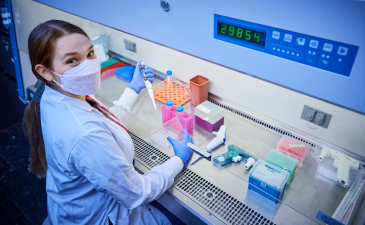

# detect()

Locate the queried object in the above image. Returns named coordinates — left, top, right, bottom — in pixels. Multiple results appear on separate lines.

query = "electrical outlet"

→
left=301, top=105, right=332, bottom=128
left=306, top=108, right=317, bottom=121
left=123, top=39, right=136, bottom=53
left=314, top=112, right=326, bottom=125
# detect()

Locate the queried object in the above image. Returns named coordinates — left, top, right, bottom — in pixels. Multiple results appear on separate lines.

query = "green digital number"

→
left=254, top=32, right=260, bottom=42
left=245, top=30, right=251, bottom=40
left=221, top=24, right=227, bottom=34
left=237, top=28, right=243, bottom=38
left=229, top=26, right=235, bottom=36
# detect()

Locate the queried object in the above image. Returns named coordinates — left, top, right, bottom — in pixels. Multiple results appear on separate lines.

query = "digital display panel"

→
left=218, top=22, right=266, bottom=47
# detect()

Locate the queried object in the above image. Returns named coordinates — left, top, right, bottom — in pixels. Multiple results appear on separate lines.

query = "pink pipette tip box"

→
left=276, top=136, right=310, bottom=167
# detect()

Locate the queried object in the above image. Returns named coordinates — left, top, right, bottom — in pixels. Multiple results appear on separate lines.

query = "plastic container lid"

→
left=264, top=149, right=299, bottom=176
left=194, top=100, right=225, bottom=124
left=166, top=100, right=173, bottom=106
left=115, top=65, right=134, bottom=81
left=176, top=106, right=184, bottom=112
left=276, top=136, right=310, bottom=167
left=249, top=159, right=290, bottom=192
left=166, top=70, right=172, bottom=76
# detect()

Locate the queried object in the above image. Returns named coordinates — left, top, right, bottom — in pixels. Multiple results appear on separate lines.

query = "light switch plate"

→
left=301, top=105, right=332, bottom=128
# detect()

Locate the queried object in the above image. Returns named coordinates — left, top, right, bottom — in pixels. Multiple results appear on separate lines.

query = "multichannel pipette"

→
left=190, top=125, right=227, bottom=165
left=187, top=142, right=212, bottom=161
left=140, top=62, right=158, bottom=118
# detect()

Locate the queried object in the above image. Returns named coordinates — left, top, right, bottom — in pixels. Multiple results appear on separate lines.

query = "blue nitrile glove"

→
left=127, top=60, right=154, bottom=94
left=167, top=129, right=194, bottom=167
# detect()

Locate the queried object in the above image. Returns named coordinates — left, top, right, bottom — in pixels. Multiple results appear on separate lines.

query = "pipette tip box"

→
left=249, top=159, right=290, bottom=203
left=276, top=136, right=310, bottom=167
left=115, top=65, right=134, bottom=81
left=101, top=61, right=126, bottom=74
left=100, top=58, right=119, bottom=69
left=264, top=149, right=299, bottom=176
left=194, top=101, right=225, bottom=132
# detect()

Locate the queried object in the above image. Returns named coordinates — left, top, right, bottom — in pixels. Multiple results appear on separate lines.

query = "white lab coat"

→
left=40, top=85, right=183, bottom=225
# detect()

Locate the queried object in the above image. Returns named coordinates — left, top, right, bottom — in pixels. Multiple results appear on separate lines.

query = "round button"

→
left=322, top=54, right=325, bottom=57
left=160, top=0, right=170, bottom=11
left=326, top=55, right=329, bottom=58
left=282, top=50, right=285, bottom=53
left=339, top=58, right=342, bottom=62
left=291, top=52, right=294, bottom=55
left=312, top=52, right=316, bottom=55
left=296, top=53, right=299, bottom=57
left=308, top=51, right=311, bottom=54
left=273, top=47, right=276, bottom=50
left=287, top=51, right=289, bottom=54
left=277, top=48, right=280, bottom=51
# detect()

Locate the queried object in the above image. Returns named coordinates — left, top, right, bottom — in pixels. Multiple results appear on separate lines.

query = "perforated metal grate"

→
left=173, top=169, right=276, bottom=225
left=130, top=132, right=275, bottom=225
left=130, top=132, right=170, bottom=168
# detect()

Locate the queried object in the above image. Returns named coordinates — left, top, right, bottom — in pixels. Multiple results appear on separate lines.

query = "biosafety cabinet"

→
left=6, top=0, right=365, bottom=224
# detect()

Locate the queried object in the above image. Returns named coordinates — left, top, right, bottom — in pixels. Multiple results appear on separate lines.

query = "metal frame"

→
left=5, top=0, right=25, bottom=102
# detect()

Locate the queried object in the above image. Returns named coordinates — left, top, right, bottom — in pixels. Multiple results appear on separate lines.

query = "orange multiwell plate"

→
left=153, top=79, right=190, bottom=106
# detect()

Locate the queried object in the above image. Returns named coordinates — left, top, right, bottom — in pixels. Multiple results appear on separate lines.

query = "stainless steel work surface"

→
left=95, top=70, right=364, bottom=225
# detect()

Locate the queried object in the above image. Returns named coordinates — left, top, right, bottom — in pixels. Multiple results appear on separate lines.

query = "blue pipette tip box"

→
left=115, top=65, right=134, bottom=81
left=248, top=159, right=290, bottom=204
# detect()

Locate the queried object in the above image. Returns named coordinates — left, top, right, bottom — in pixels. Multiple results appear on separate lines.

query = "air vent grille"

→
left=130, top=132, right=170, bottom=168
left=130, top=132, right=275, bottom=225
left=208, top=98, right=316, bottom=148
left=174, top=169, right=276, bottom=225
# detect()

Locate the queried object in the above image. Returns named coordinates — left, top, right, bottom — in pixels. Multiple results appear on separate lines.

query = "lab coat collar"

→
left=44, top=85, right=93, bottom=112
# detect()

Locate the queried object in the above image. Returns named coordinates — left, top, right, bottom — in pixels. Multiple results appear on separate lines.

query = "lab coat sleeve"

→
left=69, top=128, right=178, bottom=210
left=109, top=88, right=138, bottom=124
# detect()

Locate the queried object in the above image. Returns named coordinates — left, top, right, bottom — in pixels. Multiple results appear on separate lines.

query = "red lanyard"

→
left=85, top=95, right=129, bottom=135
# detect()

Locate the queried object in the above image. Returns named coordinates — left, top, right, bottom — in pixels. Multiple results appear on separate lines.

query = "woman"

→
left=23, top=20, right=193, bottom=225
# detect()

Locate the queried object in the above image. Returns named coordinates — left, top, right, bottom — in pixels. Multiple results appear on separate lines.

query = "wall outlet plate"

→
left=301, top=105, right=332, bottom=128
left=123, top=39, right=136, bottom=53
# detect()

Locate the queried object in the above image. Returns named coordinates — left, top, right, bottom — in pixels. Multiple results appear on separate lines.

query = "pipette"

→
left=140, top=62, right=158, bottom=118
left=191, top=125, right=227, bottom=165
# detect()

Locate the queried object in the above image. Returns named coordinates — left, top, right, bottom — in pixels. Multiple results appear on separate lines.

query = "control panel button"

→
left=272, top=31, right=280, bottom=39
left=284, top=34, right=292, bottom=42
left=333, top=61, right=344, bottom=71
left=337, top=46, right=348, bottom=56
left=309, top=40, right=319, bottom=49
left=323, top=43, right=333, bottom=52
left=306, top=53, right=316, bottom=63
left=319, top=58, right=330, bottom=67
left=296, top=37, right=306, bottom=46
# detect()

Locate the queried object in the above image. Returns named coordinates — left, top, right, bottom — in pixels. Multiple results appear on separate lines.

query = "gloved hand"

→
left=167, top=129, right=194, bottom=167
left=127, top=60, right=154, bottom=94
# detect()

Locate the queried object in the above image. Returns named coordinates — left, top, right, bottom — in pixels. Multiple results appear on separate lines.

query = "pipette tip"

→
left=155, top=108, right=159, bottom=119
left=190, top=156, right=201, bottom=165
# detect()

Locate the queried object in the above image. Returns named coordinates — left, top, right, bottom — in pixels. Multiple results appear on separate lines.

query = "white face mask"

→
left=50, top=59, right=101, bottom=95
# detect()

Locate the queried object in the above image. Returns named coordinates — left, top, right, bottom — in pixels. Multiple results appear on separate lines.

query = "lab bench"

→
left=95, top=68, right=365, bottom=225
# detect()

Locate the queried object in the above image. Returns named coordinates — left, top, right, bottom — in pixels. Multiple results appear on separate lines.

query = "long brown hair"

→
left=23, top=20, right=89, bottom=177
